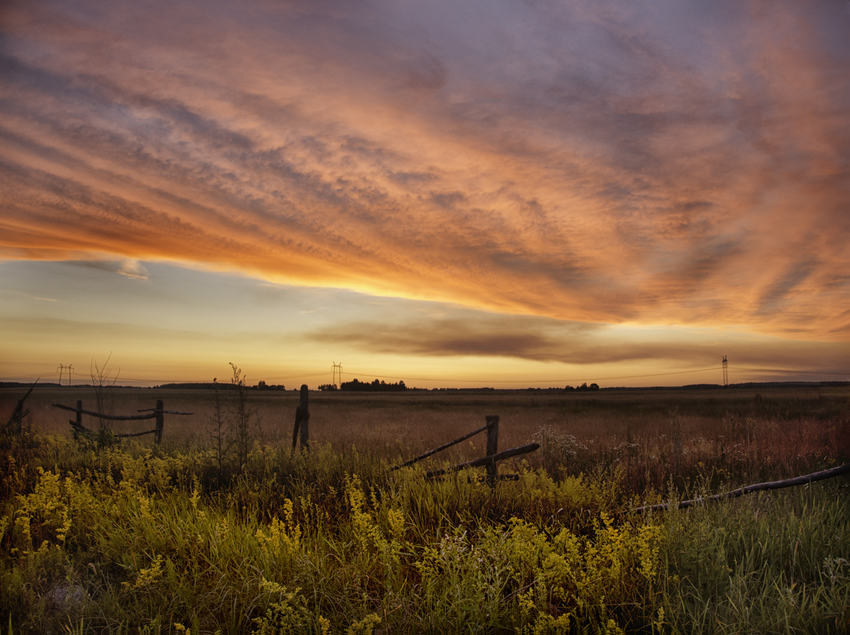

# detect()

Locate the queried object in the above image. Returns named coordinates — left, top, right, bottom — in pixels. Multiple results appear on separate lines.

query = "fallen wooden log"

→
left=633, top=463, right=850, bottom=513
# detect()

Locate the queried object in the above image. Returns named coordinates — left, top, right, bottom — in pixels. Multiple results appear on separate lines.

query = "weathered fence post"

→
left=292, top=385, right=310, bottom=452
left=154, top=399, right=164, bottom=445
left=300, top=385, right=310, bottom=451
left=486, top=415, right=499, bottom=482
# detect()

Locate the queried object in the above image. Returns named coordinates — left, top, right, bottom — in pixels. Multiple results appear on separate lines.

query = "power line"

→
left=740, top=367, right=849, bottom=377
left=336, top=366, right=723, bottom=385
left=271, top=372, right=330, bottom=380
left=15, top=364, right=844, bottom=388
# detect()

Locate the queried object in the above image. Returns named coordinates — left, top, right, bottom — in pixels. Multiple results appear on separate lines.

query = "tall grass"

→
left=659, top=485, right=850, bottom=634
left=1, top=385, right=848, bottom=633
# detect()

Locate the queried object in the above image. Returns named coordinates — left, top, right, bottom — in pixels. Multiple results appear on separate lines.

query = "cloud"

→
left=0, top=289, right=59, bottom=302
left=62, top=259, right=149, bottom=280
left=0, top=0, right=848, bottom=341
left=116, top=260, right=149, bottom=280
left=309, top=312, right=850, bottom=375
left=311, top=314, right=599, bottom=362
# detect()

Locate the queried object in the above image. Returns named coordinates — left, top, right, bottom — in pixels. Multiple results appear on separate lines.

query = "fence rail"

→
left=53, top=399, right=193, bottom=445
left=389, top=419, right=496, bottom=471
left=425, top=442, right=540, bottom=479
left=633, top=463, right=850, bottom=513
left=392, top=415, right=539, bottom=481
left=52, top=403, right=193, bottom=420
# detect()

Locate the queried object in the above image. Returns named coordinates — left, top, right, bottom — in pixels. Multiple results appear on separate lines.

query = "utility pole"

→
left=722, top=356, right=728, bottom=387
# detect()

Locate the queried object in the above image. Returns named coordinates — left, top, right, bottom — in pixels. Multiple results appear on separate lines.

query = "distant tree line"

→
left=565, top=383, right=600, bottom=392
left=156, top=381, right=286, bottom=391
left=340, top=378, right=407, bottom=392
left=255, top=380, right=287, bottom=390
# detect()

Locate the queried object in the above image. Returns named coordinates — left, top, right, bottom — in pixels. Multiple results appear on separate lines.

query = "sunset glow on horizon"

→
left=1, top=1, right=849, bottom=389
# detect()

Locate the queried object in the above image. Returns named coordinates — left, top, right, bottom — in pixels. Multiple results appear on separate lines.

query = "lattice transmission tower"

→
left=332, top=362, right=343, bottom=388
left=57, top=363, right=75, bottom=386
left=722, top=356, right=728, bottom=386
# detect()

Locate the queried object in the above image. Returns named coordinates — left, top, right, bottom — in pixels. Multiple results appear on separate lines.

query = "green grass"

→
left=659, top=486, right=850, bottom=634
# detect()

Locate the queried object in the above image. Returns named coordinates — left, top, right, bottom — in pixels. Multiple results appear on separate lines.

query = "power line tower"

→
left=332, top=362, right=343, bottom=388
left=57, top=363, right=75, bottom=386
left=722, top=356, right=728, bottom=386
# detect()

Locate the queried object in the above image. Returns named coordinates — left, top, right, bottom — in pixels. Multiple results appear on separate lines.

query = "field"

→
left=2, top=382, right=849, bottom=634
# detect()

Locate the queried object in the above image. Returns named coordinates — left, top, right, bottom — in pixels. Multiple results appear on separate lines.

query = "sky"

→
left=1, top=0, right=849, bottom=389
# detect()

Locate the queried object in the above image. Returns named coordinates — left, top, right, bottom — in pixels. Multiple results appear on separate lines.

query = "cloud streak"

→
left=309, top=312, right=850, bottom=374
left=1, top=0, right=848, bottom=341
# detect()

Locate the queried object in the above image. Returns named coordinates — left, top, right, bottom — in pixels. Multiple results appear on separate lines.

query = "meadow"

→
left=1, top=382, right=849, bottom=634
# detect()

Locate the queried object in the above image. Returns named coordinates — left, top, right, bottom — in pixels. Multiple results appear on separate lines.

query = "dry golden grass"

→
left=4, top=382, right=848, bottom=489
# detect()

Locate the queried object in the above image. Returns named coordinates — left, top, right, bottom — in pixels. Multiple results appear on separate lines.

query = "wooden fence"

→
left=53, top=400, right=193, bottom=445
left=390, top=415, right=540, bottom=482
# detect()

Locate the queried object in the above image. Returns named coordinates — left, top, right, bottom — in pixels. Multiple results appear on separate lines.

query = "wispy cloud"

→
left=1, top=289, right=59, bottom=302
left=1, top=0, right=848, bottom=341
left=65, top=259, right=149, bottom=280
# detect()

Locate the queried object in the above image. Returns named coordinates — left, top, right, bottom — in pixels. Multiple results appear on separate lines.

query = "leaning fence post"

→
left=485, top=415, right=499, bottom=482
left=299, top=385, right=310, bottom=451
left=154, top=399, right=164, bottom=445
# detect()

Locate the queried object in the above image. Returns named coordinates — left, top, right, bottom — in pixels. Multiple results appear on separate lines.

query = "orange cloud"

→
left=1, top=0, right=848, bottom=342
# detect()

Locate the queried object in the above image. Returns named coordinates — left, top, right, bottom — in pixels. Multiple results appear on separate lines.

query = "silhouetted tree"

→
left=340, top=378, right=407, bottom=392
left=575, top=382, right=600, bottom=392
